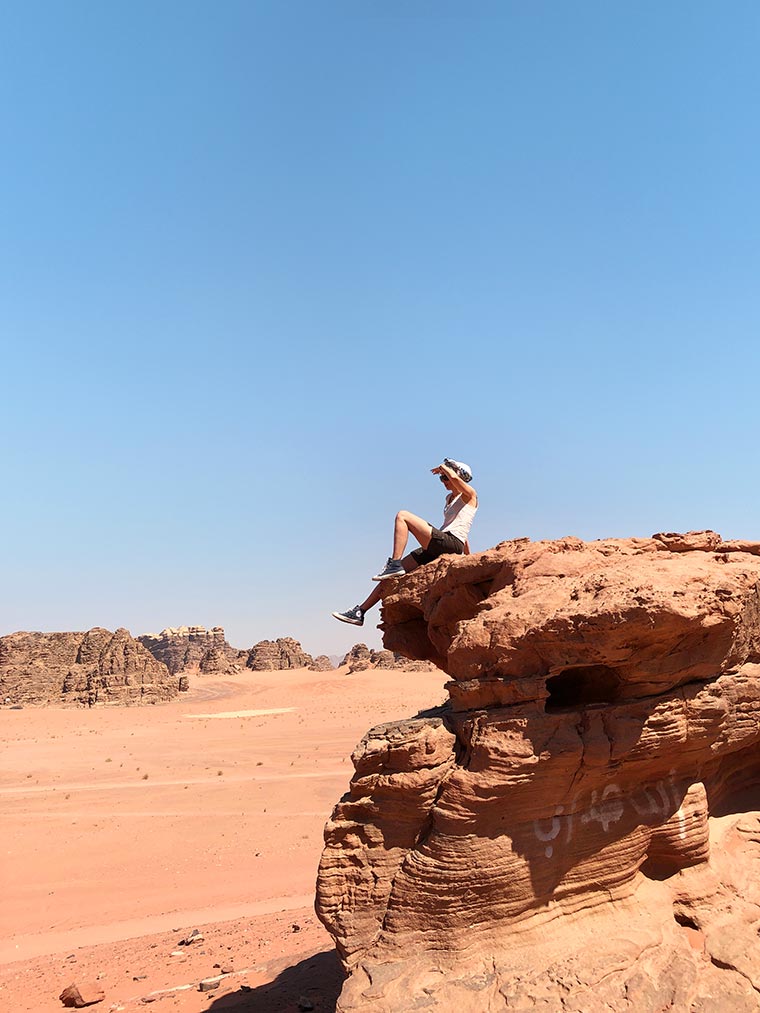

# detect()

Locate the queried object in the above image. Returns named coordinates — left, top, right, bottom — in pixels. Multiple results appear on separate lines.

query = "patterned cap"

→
left=444, top=459, right=473, bottom=483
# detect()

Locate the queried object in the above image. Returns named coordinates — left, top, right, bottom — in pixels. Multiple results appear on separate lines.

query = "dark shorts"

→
left=410, top=526, right=465, bottom=566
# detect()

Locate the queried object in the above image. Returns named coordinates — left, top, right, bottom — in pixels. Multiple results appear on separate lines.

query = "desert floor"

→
left=1, top=665, right=448, bottom=1012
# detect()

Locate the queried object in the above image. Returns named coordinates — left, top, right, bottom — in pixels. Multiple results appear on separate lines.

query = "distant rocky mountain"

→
left=138, top=627, right=336, bottom=675
left=0, top=628, right=177, bottom=707
left=246, top=637, right=325, bottom=671
left=341, top=643, right=438, bottom=674
left=311, top=655, right=334, bottom=671
left=138, top=625, right=242, bottom=675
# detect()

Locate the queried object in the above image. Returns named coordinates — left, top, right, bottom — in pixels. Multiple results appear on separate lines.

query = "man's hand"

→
left=432, top=462, right=477, bottom=504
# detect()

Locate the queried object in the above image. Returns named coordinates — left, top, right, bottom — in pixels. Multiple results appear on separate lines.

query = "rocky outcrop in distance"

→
left=311, top=655, right=334, bottom=672
left=246, top=637, right=330, bottom=672
left=138, top=625, right=242, bottom=675
left=0, top=624, right=341, bottom=707
left=139, top=628, right=338, bottom=675
left=316, top=531, right=760, bottom=1011
left=0, top=628, right=177, bottom=707
left=341, top=643, right=437, bottom=674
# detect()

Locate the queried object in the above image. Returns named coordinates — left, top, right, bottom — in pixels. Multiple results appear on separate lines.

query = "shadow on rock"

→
left=412, top=701, right=450, bottom=719
left=207, top=948, right=344, bottom=1012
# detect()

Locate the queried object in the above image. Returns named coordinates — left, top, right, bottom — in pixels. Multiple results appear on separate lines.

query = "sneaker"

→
left=331, top=605, right=364, bottom=626
left=372, top=558, right=406, bottom=581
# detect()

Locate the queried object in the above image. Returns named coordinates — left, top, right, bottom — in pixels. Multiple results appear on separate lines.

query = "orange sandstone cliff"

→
left=316, top=532, right=760, bottom=1012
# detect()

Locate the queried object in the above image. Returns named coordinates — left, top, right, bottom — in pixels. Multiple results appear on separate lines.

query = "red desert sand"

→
left=0, top=665, right=447, bottom=1012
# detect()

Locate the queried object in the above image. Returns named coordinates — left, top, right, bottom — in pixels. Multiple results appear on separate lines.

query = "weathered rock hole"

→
left=708, top=747, right=760, bottom=817
left=674, top=912, right=699, bottom=930
left=639, top=855, right=682, bottom=881
left=544, top=665, right=622, bottom=712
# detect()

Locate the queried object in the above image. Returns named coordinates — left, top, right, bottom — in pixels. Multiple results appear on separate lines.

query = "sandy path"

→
left=0, top=666, right=447, bottom=1011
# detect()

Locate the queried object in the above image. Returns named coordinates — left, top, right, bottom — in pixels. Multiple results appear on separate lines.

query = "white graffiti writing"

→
left=533, top=806, right=565, bottom=858
left=533, top=771, right=684, bottom=859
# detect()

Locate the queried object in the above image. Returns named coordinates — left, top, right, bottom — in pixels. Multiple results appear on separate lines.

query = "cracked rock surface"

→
left=315, top=532, right=760, bottom=1011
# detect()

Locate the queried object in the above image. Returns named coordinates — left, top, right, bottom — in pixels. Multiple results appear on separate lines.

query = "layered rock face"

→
left=0, top=628, right=177, bottom=706
left=316, top=532, right=760, bottom=1011
left=139, top=625, right=241, bottom=675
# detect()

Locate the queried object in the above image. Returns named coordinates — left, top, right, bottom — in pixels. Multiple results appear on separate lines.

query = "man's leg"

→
left=373, top=512, right=434, bottom=581
left=333, top=556, right=420, bottom=626
left=360, top=554, right=420, bottom=612
left=393, top=511, right=433, bottom=559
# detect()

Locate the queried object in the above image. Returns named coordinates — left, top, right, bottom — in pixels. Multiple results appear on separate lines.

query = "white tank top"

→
left=440, top=494, right=477, bottom=543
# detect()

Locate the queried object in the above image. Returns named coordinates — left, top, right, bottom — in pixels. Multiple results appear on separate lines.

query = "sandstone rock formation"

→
left=316, top=532, right=760, bottom=1011
left=341, top=643, right=372, bottom=671
left=138, top=625, right=241, bottom=675
left=341, top=643, right=437, bottom=674
left=139, top=630, right=336, bottom=674
left=311, top=655, right=335, bottom=672
left=139, top=626, right=332, bottom=675
left=246, top=637, right=315, bottom=671
left=0, top=628, right=177, bottom=706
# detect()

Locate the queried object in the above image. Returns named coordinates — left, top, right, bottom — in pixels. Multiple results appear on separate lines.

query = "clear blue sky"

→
left=2, top=1, right=759, bottom=657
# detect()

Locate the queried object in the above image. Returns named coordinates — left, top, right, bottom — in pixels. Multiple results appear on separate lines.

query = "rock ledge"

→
left=316, top=532, right=760, bottom=1011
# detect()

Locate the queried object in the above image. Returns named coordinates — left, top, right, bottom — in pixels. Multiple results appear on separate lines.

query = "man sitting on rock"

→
left=332, top=459, right=478, bottom=627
